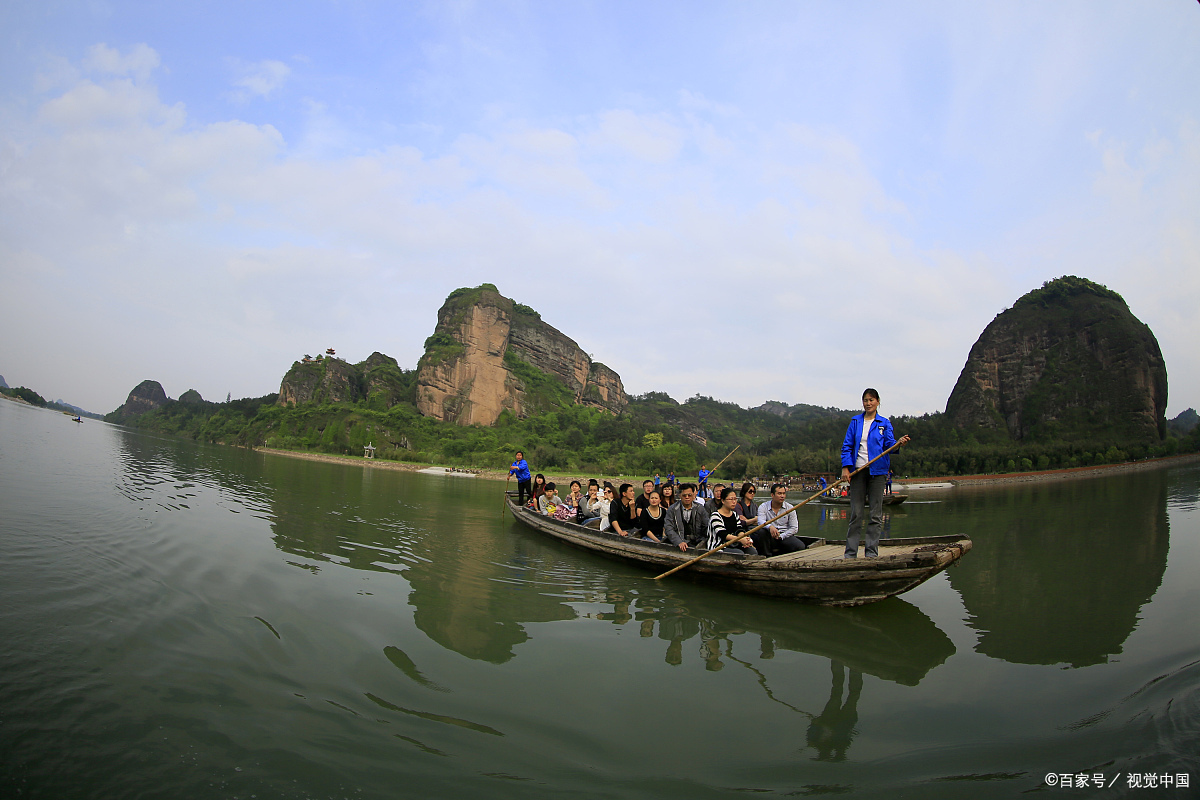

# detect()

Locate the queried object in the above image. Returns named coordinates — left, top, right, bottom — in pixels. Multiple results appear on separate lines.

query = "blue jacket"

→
left=841, top=414, right=897, bottom=477
left=509, top=459, right=531, bottom=482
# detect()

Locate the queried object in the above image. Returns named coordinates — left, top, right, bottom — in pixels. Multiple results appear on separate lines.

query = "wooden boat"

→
left=818, top=493, right=908, bottom=506
left=504, top=494, right=970, bottom=607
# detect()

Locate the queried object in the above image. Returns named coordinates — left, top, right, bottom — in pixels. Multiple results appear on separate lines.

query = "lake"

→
left=1, top=398, right=1197, bottom=799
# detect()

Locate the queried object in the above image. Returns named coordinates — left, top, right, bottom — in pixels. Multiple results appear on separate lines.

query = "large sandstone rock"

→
left=945, top=276, right=1167, bottom=442
left=416, top=285, right=627, bottom=425
left=118, top=380, right=168, bottom=418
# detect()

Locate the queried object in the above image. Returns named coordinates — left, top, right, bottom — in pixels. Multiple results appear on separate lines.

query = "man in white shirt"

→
left=754, top=483, right=806, bottom=555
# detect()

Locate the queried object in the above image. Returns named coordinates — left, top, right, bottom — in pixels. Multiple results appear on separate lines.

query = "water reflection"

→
left=948, top=474, right=1170, bottom=668
left=806, top=661, right=862, bottom=762
left=619, top=592, right=954, bottom=686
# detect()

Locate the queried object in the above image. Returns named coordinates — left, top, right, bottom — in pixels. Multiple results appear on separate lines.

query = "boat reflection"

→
left=257, top=458, right=954, bottom=681
left=621, top=591, right=954, bottom=686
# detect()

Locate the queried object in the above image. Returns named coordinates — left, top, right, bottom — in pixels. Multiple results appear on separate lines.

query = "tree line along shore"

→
left=99, top=387, right=1200, bottom=486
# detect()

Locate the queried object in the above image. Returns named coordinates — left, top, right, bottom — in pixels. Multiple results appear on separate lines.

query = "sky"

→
left=2, top=1, right=1198, bottom=418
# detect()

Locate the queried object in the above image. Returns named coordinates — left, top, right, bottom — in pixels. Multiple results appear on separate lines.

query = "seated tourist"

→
left=735, top=482, right=759, bottom=529
left=659, top=482, right=676, bottom=509
left=562, top=480, right=583, bottom=519
left=538, top=482, right=561, bottom=515
left=639, top=489, right=667, bottom=543
left=704, top=483, right=726, bottom=515
left=664, top=483, right=709, bottom=552
left=634, top=479, right=656, bottom=518
left=755, top=483, right=805, bottom=555
left=578, top=481, right=603, bottom=523
left=707, top=487, right=757, bottom=554
left=597, top=484, right=614, bottom=530
left=607, top=483, right=640, bottom=538
left=528, top=473, right=548, bottom=509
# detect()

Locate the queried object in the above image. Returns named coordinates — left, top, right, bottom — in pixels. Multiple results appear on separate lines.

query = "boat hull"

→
left=505, top=496, right=969, bottom=606
left=819, top=493, right=908, bottom=506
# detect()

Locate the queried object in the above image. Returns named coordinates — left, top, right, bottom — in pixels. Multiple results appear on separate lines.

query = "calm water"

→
left=2, top=399, right=1198, bottom=799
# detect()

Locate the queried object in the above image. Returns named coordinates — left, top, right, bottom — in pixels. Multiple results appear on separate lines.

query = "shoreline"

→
left=931, top=452, right=1200, bottom=487
left=253, top=447, right=1200, bottom=490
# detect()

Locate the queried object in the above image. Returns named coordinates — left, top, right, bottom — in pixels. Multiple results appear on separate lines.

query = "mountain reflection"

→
left=257, top=455, right=960, bottom=676
left=947, top=474, right=1170, bottom=668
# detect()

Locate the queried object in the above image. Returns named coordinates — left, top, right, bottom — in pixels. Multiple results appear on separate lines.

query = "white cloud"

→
left=230, top=58, right=291, bottom=101
left=82, top=43, right=160, bottom=81
left=3, top=35, right=1197, bottom=418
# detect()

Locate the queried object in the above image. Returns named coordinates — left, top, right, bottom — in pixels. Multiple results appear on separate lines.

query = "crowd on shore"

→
left=508, top=388, right=910, bottom=560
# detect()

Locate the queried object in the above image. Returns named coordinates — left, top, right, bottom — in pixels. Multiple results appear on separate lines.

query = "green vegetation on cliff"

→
left=110, top=275, right=1194, bottom=478
left=113, top=385, right=1199, bottom=479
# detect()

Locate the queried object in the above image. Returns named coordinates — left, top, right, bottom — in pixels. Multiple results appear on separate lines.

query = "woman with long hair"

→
left=659, top=482, right=676, bottom=509
left=528, top=473, right=547, bottom=509
left=639, top=489, right=667, bottom=543
left=707, top=487, right=757, bottom=554
left=735, top=482, right=758, bottom=529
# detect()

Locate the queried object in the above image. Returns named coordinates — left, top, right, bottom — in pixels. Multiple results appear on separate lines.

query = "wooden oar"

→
left=653, top=439, right=908, bottom=580
left=700, top=445, right=740, bottom=483
left=501, top=474, right=511, bottom=515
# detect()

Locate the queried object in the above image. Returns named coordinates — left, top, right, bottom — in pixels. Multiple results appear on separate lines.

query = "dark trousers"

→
left=751, top=529, right=808, bottom=557
left=516, top=479, right=532, bottom=506
left=845, top=472, right=886, bottom=557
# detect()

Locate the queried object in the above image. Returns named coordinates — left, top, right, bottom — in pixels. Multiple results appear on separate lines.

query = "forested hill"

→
left=102, top=384, right=1197, bottom=480
left=103, top=277, right=1197, bottom=479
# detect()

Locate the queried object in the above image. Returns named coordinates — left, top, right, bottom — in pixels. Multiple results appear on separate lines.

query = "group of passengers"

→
left=508, top=388, right=911, bottom=561
left=507, top=451, right=805, bottom=557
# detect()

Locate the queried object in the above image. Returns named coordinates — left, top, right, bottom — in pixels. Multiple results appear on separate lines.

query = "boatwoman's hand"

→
left=841, top=467, right=851, bottom=481
left=898, top=435, right=911, bottom=446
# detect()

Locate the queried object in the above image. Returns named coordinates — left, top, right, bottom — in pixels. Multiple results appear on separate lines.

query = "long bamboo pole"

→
left=652, top=439, right=908, bottom=580
left=699, top=445, right=740, bottom=483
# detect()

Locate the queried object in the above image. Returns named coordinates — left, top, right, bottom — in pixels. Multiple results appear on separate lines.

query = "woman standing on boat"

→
left=707, top=487, right=757, bottom=554
left=839, top=389, right=909, bottom=558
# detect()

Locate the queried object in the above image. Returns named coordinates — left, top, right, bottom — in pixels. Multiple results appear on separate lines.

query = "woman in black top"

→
left=734, top=482, right=759, bottom=529
left=639, top=490, right=667, bottom=543
left=528, top=473, right=547, bottom=509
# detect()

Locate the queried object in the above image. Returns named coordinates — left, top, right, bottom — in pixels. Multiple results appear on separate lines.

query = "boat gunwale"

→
left=503, top=494, right=970, bottom=578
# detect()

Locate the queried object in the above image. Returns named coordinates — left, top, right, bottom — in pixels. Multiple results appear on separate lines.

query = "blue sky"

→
left=2, top=1, right=1198, bottom=419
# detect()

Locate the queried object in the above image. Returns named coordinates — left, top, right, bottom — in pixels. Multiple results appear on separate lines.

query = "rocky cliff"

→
left=114, top=380, right=169, bottom=419
left=277, top=357, right=361, bottom=406
left=945, top=276, right=1167, bottom=442
left=277, top=352, right=413, bottom=409
left=416, top=284, right=627, bottom=425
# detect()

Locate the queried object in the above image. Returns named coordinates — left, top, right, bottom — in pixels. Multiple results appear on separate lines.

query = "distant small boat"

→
left=505, top=494, right=969, bottom=606
left=416, top=467, right=476, bottom=478
left=819, top=493, right=907, bottom=506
